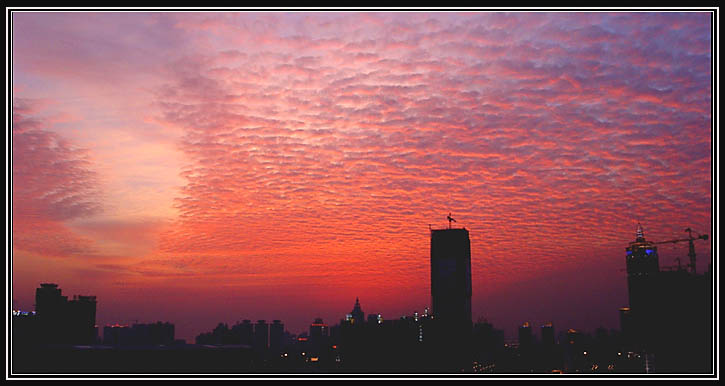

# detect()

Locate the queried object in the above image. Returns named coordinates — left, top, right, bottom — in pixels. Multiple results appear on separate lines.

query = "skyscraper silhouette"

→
left=430, top=225, right=473, bottom=368
left=623, top=223, right=661, bottom=358
left=625, top=223, right=660, bottom=312
left=622, top=224, right=713, bottom=372
left=430, top=227, right=472, bottom=330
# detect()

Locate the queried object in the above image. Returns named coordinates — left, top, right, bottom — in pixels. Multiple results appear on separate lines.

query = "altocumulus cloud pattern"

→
left=12, top=12, right=711, bottom=338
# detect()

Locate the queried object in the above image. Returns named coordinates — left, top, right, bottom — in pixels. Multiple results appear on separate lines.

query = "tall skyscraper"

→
left=625, top=223, right=660, bottom=312
left=430, top=227, right=472, bottom=330
left=622, top=223, right=713, bottom=372
left=623, top=224, right=661, bottom=354
left=430, top=223, right=473, bottom=369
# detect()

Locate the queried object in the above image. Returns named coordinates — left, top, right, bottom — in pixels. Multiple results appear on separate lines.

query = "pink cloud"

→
left=12, top=99, right=101, bottom=257
left=11, top=12, right=712, bottom=339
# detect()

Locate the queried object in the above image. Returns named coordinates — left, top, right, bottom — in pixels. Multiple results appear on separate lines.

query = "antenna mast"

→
left=447, top=213, right=456, bottom=229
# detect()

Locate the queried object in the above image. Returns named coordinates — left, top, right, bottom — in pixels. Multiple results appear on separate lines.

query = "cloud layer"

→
left=12, top=98, right=101, bottom=257
left=12, top=12, right=712, bottom=339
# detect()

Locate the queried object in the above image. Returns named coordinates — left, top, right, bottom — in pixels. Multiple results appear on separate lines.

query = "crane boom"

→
left=653, top=229, right=708, bottom=274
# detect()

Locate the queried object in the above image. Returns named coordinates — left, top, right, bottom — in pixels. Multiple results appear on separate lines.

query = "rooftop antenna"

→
left=447, top=213, right=456, bottom=229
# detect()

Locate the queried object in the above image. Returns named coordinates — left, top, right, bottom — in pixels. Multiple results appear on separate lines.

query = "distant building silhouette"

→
left=518, top=322, right=533, bottom=348
left=618, top=307, right=634, bottom=344
left=541, top=322, right=555, bottom=346
left=196, top=318, right=280, bottom=349
left=128, top=321, right=175, bottom=346
left=348, top=298, right=364, bottom=324
left=68, top=295, right=98, bottom=343
left=516, top=322, right=535, bottom=371
left=471, top=320, right=505, bottom=371
left=103, top=324, right=131, bottom=346
left=35, top=283, right=65, bottom=316
left=254, top=320, right=269, bottom=352
left=310, top=318, right=329, bottom=340
left=307, top=318, right=330, bottom=360
left=269, top=320, right=284, bottom=353
left=238, top=320, right=254, bottom=346
left=34, top=283, right=96, bottom=345
left=539, top=322, right=562, bottom=372
left=563, top=328, right=587, bottom=372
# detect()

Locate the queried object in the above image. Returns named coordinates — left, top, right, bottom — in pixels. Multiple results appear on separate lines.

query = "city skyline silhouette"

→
left=11, top=221, right=712, bottom=343
left=11, top=221, right=713, bottom=374
left=9, top=8, right=715, bottom=376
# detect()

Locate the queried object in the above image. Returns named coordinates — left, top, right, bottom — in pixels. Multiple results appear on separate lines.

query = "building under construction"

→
left=621, top=224, right=712, bottom=373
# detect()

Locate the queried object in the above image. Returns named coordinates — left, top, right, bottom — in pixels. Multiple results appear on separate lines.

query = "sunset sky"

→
left=11, top=11, right=713, bottom=342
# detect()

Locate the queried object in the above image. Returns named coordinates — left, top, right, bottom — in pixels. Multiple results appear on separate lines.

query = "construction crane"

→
left=654, top=228, right=708, bottom=274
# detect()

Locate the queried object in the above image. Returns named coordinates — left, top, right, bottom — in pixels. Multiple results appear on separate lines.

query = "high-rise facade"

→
left=430, top=226, right=473, bottom=369
left=430, top=227, right=472, bottom=330
left=625, top=223, right=660, bottom=312
left=622, top=223, right=713, bottom=372
left=623, top=224, right=662, bottom=354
